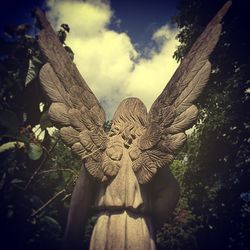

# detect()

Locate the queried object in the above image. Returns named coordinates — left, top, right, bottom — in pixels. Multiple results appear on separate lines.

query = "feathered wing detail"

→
left=135, top=1, right=232, bottom=184
left=36, top=10, right=107, bottom=181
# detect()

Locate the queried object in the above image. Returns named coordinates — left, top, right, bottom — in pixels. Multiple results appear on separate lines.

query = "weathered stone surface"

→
left=35, top=2, right=231, bottom=249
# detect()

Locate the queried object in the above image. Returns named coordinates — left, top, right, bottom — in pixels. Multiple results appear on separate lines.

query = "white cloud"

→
left=125, top=25, right=179, bottom=109
left=46, top=0, right=179, bottom=119
left=47, top=0, right=111, bottom=36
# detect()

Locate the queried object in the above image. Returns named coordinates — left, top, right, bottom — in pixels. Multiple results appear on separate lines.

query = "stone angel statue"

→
left=35, top=2, right=231, bottom=249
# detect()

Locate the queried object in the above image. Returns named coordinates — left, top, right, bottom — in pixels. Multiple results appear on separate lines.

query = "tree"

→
left=0, top=17, right=80, bottom=250
left=158, top=1, right=250, bottom=249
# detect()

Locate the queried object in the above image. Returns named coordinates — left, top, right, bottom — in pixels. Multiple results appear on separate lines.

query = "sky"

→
left=1, top=0, right=180, bottom=119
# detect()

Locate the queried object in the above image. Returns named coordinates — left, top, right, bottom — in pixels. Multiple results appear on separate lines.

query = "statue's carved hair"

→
left=112, top=97, right=147, bottom=127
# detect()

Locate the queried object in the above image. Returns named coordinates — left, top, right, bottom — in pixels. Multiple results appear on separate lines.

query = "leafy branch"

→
left=31, top=189, right=66, bottom=217
left=24, top=137, right=60, bottom=190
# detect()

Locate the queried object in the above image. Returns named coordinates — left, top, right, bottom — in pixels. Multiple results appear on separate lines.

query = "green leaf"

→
left=0, top=109, right=19, bottom=136
left=62, top=171, right=72, bottom=182
left=25, top=57, right=42, bottom=86
left=40, top=111, right=52, bottom=130
left=28, top=143, right=43, bottom=160
left=61, top=23, right=70, bottom=33
left=0, top=141, right=24, bottom=153
left=29, top=195, right=43, bottom=208
left=58, top=29, right=66, bottom=44
left=42, top=216, right=61, bottom=232
left=16, top=134, right=30, bottom=144
left=64, top=46, right=74, bottom=61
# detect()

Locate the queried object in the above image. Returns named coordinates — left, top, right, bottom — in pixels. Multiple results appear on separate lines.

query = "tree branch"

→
left=31, top=188, right=66, bottom=217
left=38, top=168, right=77, bottom=175
left=61, top=193, right=71, bottom=201
left=24, top=137, right=60, bottom=190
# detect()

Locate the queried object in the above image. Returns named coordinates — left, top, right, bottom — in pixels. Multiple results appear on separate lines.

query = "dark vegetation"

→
left=157, top=1, right=250, bottom=249
left=0, top=0, right=249, bottom=249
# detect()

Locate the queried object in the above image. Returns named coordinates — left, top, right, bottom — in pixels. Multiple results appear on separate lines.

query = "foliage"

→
left=0, top=16, right=81, bottom=250
left=157, top=1, right=250, bottom=250
left=156, top=157, right=203, bottom=250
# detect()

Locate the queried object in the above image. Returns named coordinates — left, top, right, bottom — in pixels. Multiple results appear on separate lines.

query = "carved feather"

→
left=91, top=129, right=107, bottom=149
left=134, top=150, right=174, bottom=184
left=167, top=105, right=198, bottom=134
left=86, top=159, right=105, bottom=180
left=139, top=123, right=160, bottom=150
left=79, top=131, right=95, bottom=151
left=80, top=90, right=98, bottom=110
left=39, top=63, right=72, bottom=106
left=48, top=103, right=70, bottom=126
left=90, top=105, right=106, bottom=125
left=175, top=60, right=211, bottom=115
left=160, top=133, right=187, bottom=153
left=88, top=108, right=105, bottom=127
left=60, top=127, right=79, bottom=147
left=103, top=161, right=120, bottom=177
left=36, top=9, right=107, bottom=182
left=67, top=109, right=87, bottom=132
left=38, top=29, right=84, bottom=93
left=134, top=1, right=231, bottom=184
left=71, top=142, right=88, bottom=158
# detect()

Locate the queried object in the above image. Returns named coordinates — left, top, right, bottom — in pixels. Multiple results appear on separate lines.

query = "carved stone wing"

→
left=134, top=1, right=232, bottom=184
left=35, top=10, right=107, bottom=181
